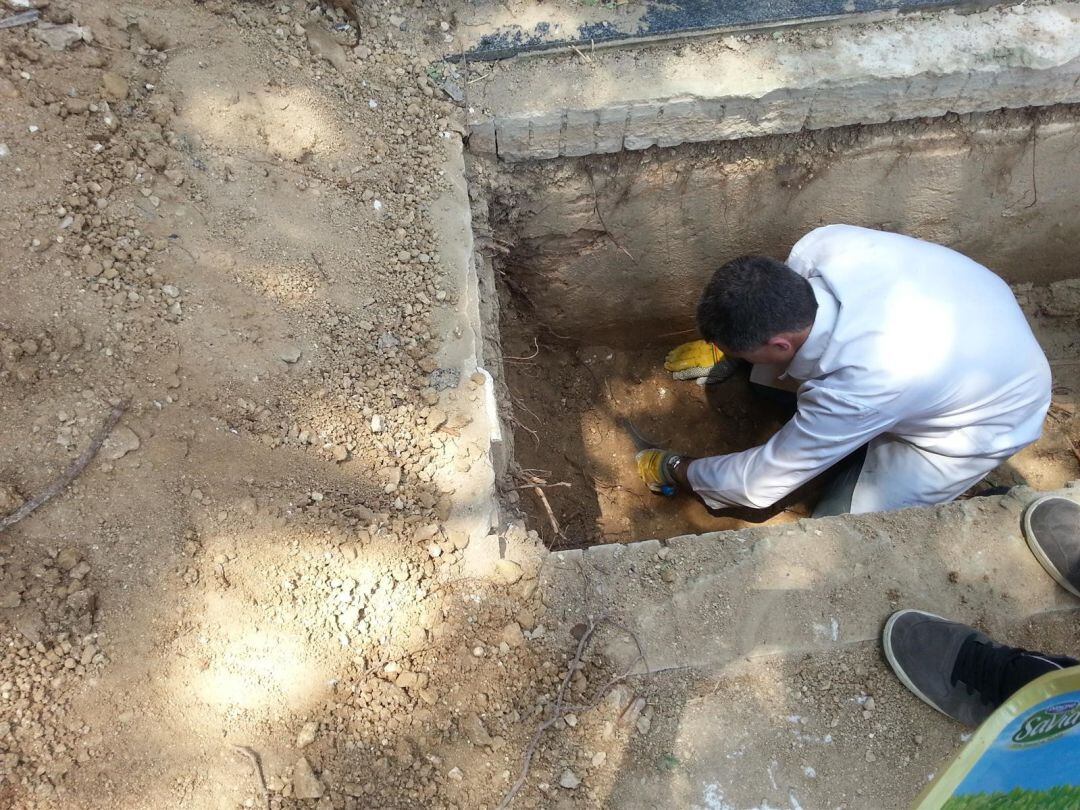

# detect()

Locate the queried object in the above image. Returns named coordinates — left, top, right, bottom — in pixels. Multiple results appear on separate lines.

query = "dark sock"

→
left=952, top=634, right=1079, bottom=710
left=999, top=651, right=1079, bottom=701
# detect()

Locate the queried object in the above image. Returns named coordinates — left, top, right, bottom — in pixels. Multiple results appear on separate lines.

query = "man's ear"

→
left=767, top=335, right=793, bottom=353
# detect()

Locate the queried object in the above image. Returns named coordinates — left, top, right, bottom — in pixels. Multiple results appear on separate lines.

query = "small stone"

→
left=370, top=415, right=382, bottom=433
left=137, top=20, right=172, bottom=51
left=292, top=757, right=324, bottom=799
left=494, top=559, right=523, bottom=585
left=499, top=622, right=524, bottom=648
left=65, top=97, right=90, bottom=114
left=447, top=766, right=463, bottom=781
left=296, top=721, right=318, bottom=749
left=304, top=22, right=347, bottom=72
left=103, top=425, right=141, bottom=460
left=472, top=645, right=485, bottom=658
left=100, top=72, right=128, bottom=101
left=591, top=751, right=606, bottom=767
left=332, top=445, right=348, bottom=462
left=461, top=713, right=494, bottom=747
left=414, top=523, right=439, bottom=542
left=280, top=346, right=302, bottom=364
left=865, top=750, right=877, bottom=763
left=56, top=547, right=81, bottom=571
left=0, top=484, right=24, bottom=514
left=34, top=22, right=92, bottom=51
left=559, top=769, right=580, bottom=790
left=865, top=697, right=876, bottom=712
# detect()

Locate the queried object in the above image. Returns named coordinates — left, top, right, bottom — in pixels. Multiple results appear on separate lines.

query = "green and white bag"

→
left=915, top=667, right=1080, bottom=809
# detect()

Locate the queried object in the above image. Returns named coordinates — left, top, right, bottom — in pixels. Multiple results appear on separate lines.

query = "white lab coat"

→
left=687, top=225, right=1052, bottom=514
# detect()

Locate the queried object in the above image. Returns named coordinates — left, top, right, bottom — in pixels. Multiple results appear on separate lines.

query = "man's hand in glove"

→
left=664, top=340, right=738, bottom=383
left=636, top=449, right=693, bottom=496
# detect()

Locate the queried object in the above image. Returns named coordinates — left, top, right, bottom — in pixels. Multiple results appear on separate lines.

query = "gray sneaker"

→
left=883, top=609, right=999, bottom=727
left=884, top=609, right=1080, bottom=727
left=1022, top=495, right=1080, bottom=598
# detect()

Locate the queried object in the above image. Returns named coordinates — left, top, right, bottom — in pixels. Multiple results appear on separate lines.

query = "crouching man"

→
left=639, top=225, right=1051, bottom=516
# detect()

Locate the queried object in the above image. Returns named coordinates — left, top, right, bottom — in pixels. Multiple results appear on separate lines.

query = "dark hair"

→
left=696, top=255, right=818, bottom=352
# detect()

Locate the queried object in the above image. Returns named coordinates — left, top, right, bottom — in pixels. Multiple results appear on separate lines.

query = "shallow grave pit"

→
left=486, top=106, right=1080, bottom=548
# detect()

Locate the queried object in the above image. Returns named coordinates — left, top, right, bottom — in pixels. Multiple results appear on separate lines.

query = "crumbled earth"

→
left=3, top=1, right=1080, bottom=809
left=0, top=1, right=632, bottom=808
left=606, top=608, right=1080, bottom=810
left=500, top=323, right=807, bottom=549
left=501, top=293, right=1080, bottom=548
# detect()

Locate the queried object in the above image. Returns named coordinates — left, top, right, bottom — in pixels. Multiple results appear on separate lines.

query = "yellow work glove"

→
left=636, top=449, right=678, bottom=496
left=664, top=340, right=726, bottom=381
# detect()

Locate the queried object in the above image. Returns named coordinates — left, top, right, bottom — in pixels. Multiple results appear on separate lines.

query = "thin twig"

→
left=0, top=402, right=126, bottom=532
left=509, top=481, right=570, bottom=491
left=655, top=327, right=698, bottom=339
left=531, top=484, right=563, bottom=541
left=504, top=338, right=539, bottom=362
left=510, top=395, right=543, bottom=427
left=584, top=165, right=635, bottom=262
left=496, top=616, right=644, bottom=810
left=570, top=44, right=593, bottom=65
left=510, top=415, right=539, bottom=446
left=232, top=745, right=270, bottom=810
left=1025, top=121, right=1039, bottom=209
left=518, top=467, right=552, bottom=478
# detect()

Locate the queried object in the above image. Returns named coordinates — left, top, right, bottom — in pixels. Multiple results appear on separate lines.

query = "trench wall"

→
left=494, top=106, right=1080, bottom=347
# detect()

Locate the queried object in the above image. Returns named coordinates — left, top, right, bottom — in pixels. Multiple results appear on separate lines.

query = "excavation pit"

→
left=486, top=105, right=1080, bottom=549
left=499, top=326, right=812, bottom=548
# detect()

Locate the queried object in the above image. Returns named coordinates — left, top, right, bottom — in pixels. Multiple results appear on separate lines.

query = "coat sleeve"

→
left=687, top=383, right=897, bottom=510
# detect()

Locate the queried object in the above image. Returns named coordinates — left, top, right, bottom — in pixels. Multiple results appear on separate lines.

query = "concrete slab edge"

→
left=476, top=61, right=1080, bottom=161
left=429, top=134, right=500, bottom=574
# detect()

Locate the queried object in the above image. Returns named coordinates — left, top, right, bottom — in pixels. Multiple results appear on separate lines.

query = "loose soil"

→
left=2, top=1, right=1080, bottom=808
left=501, top=287, right=1080, bottom=548
left=501, top=312, right=809, bottom=549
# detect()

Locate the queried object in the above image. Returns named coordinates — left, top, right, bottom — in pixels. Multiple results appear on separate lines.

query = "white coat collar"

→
left=786, top=277, right=839, bottom=381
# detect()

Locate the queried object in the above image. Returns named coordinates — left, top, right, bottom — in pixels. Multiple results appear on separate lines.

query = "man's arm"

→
left=687, top=384, right=897, bottom=510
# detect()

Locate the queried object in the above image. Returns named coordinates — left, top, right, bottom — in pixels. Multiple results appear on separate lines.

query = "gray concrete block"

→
left=561, top=108, right=599, bottom=157
left=467, top=117, right=497, bottom=155
left=544, top=488, right=1080, bottom=675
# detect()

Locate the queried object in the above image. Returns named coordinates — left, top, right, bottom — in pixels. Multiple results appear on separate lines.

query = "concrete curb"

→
left=468, top=3, right=1080, bottom=161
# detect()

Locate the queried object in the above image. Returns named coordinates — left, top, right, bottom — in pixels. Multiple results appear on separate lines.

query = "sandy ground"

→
left=2, top=2, right=1080, bottom=809
left=503, top=303, right=1080, bottom=548
left=0, top=2, right=573, bottom=808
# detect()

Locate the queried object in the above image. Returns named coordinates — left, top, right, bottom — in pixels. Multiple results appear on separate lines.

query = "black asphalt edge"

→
left=446, top=0, right=1008, bottom=63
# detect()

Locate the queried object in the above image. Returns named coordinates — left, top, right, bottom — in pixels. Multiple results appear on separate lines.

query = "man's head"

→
left=697, top=255, right=818, bottom=365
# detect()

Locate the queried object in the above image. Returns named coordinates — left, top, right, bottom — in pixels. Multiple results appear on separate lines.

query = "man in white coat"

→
left=637, top=224, right=1052, bottom=516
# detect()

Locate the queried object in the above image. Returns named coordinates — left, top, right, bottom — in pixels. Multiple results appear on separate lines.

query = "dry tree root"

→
left=496, top=615, right=645, bottom=810
left=232, top=745, right=270, bottom=810
left=0, top=401, right=127, bottom=533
